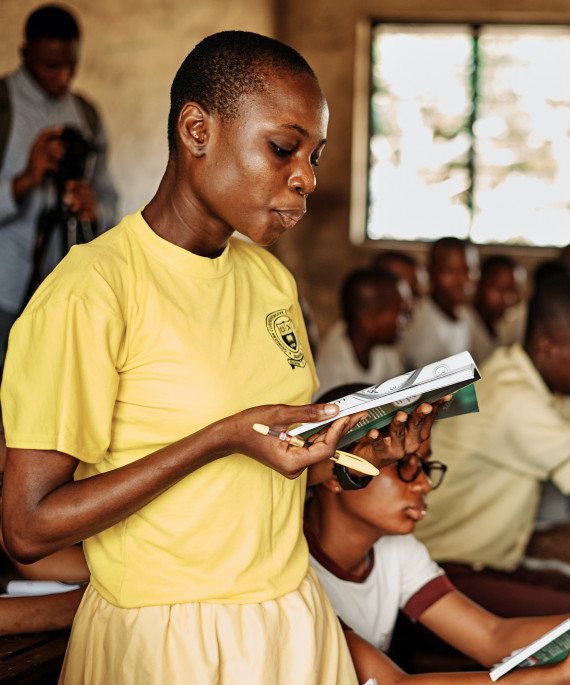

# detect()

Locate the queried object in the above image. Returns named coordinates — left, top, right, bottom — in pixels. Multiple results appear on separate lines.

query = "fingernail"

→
left=323, top=404, right=339, bottom=416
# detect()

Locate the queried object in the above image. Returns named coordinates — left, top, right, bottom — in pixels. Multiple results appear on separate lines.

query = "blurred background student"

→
left=315, top=267, right=412, bottom=398
left=415, top=274, right=570, bottom=618
left=401, top=237, right=479, bottom=370
left=467, top=254, right=527, bottom=366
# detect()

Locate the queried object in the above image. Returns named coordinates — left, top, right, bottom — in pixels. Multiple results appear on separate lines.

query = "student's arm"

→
left=2, top=402, right=365, bottom=563
left=419, top=589, right=570, bottom=669
left=0, top=587, right=85, bottom=636
left=344, top=627, right=570, bottom=684
left=1, top=541, right=89, bottom=583
left=11, top=128, right=65, bottom=204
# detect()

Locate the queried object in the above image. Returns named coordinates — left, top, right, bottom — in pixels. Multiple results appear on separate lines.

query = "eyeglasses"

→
left=396, top=453, right=447, bottom=490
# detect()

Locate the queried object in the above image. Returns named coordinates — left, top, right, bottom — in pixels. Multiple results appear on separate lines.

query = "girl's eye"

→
left=271, top=143, right=293, bottom=157
left=311, top=157, right=320, bottom=168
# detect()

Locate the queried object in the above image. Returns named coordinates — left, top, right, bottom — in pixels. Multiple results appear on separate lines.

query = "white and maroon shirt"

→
left=305, top=521, right=455, bottom=651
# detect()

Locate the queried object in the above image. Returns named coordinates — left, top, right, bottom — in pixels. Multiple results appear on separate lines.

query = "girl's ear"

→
left=321, top=476, right=342, bottom=494
left=307, top=459, right=337, bottom=489
left=178, top=102, right=210, bottom=157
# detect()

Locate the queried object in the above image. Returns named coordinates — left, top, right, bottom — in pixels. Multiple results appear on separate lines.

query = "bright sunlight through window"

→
left=358, top=23, right=570, bottom=247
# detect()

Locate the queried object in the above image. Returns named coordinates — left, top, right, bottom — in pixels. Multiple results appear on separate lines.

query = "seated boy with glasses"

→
left=305, top=384, right=570, bottom=684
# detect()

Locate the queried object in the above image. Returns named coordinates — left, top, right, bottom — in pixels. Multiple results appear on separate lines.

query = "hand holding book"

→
left=490, top=617, right=570, bottom=681
left=291, top=351, right=481, bottom=449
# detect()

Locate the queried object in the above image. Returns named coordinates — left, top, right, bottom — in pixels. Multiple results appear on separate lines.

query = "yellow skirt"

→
left=59, top=566, right=358, bottom=685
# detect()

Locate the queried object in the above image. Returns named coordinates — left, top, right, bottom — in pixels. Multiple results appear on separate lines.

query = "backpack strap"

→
left=73, top=92, right=100, bottom=140
left=0, top=77, right=12, bottom=172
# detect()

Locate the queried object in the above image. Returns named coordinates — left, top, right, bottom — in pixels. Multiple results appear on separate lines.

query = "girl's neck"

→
left=347, top=327, right=372, bottom=370
left=142, top=159, right=233, bottom=258
left=305, top=497, right=376, bottom=577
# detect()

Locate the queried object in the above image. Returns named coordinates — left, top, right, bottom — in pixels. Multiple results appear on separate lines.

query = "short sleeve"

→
left=2, top=294, right=124, bottom=463
left=397, top=535, right=446, bottom=608
left=484, top=386, right=570, bottom=480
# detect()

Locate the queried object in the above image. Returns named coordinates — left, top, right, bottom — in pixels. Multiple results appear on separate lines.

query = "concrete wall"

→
left=2, top=0, right=568, bottom=338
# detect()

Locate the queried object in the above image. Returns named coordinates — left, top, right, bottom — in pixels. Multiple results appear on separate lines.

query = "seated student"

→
left=0, top=421, right=88, bottom=635
left=467, top=255, right=527, bottom=365
left=305, top=386, right=570, bottom=684
left=415, top=274, right=570, bottom=617
left=315, top=267, right=411, bottom=398
left=401, top=237, right=478, bottom=370
left=372, top=251, right=426, bottom=307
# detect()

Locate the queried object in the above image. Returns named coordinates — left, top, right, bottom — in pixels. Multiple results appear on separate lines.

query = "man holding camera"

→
left=0, top=4, right=118, bottom=372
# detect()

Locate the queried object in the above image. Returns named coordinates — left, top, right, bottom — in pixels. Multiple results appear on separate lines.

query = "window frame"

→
left=349, top=16, right=570, bottom=257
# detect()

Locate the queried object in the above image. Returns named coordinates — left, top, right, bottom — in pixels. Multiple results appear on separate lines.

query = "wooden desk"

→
left=0, top=630, right=69, bottom=684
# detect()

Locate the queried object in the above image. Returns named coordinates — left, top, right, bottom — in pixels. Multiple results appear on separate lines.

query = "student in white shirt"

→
left=306, top=384, right=570, bottom=684
left=315, top=268, right=410, bottom=398
left=402, top=237, right=478, bottom=370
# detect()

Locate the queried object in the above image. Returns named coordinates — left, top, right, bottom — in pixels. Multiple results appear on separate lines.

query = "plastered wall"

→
left=2, top=0, right=568, bottom=339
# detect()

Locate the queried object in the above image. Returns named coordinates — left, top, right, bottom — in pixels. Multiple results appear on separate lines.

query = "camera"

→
left=52, top=126, right=95, bottom=193
left=25, top=126, right=98, bottom=303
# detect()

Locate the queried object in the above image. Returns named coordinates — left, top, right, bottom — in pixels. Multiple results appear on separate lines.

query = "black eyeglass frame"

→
left=396, top=453, right=447, bottom=490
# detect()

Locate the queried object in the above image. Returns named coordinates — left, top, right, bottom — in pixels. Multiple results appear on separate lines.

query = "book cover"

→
left=290, top=351, right=481, bottom=447
left=489, top=617, right=570, bottom=681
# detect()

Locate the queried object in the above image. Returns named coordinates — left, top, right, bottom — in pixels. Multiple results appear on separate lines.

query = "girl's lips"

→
left=405, top=505, right=427, bottom=522
left=274, top=209, right=306, bottom=228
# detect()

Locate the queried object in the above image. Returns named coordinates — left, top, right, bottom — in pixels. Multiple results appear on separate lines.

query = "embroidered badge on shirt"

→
left=266, top=309, right=306, bottom=369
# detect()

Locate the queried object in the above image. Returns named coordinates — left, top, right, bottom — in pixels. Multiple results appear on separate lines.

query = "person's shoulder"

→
left=320, top=321, right=347, bottom=345
left=479, top=344, right=533, bottom=386
left=26, top=217, right=133, bottom=315
left=374, top=533, right=421, bottom=562
left=403, top=297, right=435, bottom=332
left=379, top=535, right=440, bottom=575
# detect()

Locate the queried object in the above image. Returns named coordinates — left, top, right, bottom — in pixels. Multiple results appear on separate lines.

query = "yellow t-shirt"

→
left=2, top=210, right=318, bottom=607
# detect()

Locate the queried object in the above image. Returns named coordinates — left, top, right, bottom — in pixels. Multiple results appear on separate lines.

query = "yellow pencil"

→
left=252, top=423, right=379, bottom=476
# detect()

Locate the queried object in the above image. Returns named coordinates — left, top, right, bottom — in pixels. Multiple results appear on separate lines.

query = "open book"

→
left=489, top=617, right=570, bottom=680
left=290, top=350, right=480, bottom=448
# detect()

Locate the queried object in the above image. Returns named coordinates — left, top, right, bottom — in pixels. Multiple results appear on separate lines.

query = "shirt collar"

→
left=13, top=64, right=71, bottom=108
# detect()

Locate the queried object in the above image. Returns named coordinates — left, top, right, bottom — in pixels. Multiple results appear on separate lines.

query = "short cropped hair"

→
left=25, top=5, right=80, bottom=42
left=168, top=31, right=317, bottom=152
left=429, top=236, right=471, bottom=265
left=372, top=250, right=417, bottom=271
left=340, top=267, right=401, bottom=327
left=525, top=274, right=570, bottom=346
left=532, top=259, right=568, bottom=291
left=479, top=255, right=517, bottom=280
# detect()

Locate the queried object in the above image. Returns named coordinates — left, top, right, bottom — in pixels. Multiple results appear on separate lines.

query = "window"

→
left=350, top=21, right=570, bottom=247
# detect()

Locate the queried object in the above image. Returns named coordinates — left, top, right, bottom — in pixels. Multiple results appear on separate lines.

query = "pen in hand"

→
left=252, top=424, right=379, bottom=476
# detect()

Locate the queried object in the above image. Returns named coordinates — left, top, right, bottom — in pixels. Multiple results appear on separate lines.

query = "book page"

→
left=489, top=618, right=570, bottom=680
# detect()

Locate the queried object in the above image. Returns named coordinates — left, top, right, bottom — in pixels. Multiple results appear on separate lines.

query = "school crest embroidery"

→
left=266, top=309, right=306, bottom=369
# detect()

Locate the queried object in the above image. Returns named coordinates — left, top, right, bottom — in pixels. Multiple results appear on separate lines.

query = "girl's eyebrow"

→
left=279, top=123, right=327, bottom=146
